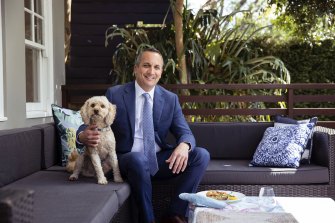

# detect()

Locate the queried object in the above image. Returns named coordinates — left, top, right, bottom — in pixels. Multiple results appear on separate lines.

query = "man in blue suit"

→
left=77, top=47, right=210, bottom=223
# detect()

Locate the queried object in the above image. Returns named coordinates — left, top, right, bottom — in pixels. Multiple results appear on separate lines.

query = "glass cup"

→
left=258, top=187, right=277, bottom=212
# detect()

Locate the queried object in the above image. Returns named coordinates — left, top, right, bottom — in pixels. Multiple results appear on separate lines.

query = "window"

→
left=24, top=0, right=53, bottom=118
left=0, top=0, right=7, bottom=121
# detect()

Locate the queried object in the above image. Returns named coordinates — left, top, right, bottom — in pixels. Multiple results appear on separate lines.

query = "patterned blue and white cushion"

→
left=51, top=104, right=84, bottom=166
left=250, top=125, right=311, bottom=168
left=274, top=115, right=318, bottom=164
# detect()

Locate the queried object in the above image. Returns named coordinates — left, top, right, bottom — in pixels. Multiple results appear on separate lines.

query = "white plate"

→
left=197, top=190, right=246, bottom=203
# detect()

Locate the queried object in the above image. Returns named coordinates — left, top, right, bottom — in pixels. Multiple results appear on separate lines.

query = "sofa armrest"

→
left=314, top=126, right=335, bottom=136
left=312, top=126, right=335, bottom=165
left=0, top=188, right=34, bottom=223
left=312, top=126, right=335, bottom=186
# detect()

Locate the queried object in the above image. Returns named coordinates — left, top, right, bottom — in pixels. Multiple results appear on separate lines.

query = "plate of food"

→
left=197, top=190, right=245, bottom=203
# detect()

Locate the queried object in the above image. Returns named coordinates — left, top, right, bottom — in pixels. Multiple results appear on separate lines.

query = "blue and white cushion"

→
left=51, top=104, right=84, bottom=166
left=250, top=125, right=311, bottom=168
left=274, top=115, right=318, bottom=164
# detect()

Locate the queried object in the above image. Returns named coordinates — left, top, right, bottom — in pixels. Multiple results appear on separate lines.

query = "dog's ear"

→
left=80, top=100, right=90, bottom=125
left=105, top=102, right=116, bottom=125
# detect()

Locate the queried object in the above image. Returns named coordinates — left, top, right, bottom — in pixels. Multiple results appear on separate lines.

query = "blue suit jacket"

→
left=78, top=82, right=195, bottom=155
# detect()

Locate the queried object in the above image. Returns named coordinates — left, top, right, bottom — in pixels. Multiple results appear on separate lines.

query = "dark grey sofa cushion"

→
left=189, top=122, right=272, bottom=159
left=0, top=127, right=42, bottom=187
left=46, top=165, right=131, bottom=207
left=3, top=169, right=131, bottom=223
left=201, top=160, right=329, bottom=185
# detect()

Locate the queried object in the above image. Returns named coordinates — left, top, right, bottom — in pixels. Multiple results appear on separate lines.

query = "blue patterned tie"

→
left=142, top=93, right=159, bottom=175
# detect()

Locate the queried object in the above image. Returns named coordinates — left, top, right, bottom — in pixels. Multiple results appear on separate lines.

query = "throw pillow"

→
left=274, top=115, right=318, bottom=125
left=250, top=125, right=311, bottom=168
left=51, top=104, right=84, bottom=166
left=273, top=115, right=318, bottom=164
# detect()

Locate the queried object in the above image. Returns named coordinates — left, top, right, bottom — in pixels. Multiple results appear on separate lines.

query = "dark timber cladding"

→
left=68, top=0, right=172, bottom=84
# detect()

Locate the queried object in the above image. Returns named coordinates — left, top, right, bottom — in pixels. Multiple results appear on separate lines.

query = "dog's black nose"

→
left=94, top=109, right=99, bottom=114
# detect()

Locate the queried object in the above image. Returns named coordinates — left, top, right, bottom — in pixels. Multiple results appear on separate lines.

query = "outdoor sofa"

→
left=0, top=121, right=334, bottom=223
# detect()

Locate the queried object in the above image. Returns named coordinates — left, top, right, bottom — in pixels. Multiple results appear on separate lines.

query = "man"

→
left=77, top=47, right=210, bottom=223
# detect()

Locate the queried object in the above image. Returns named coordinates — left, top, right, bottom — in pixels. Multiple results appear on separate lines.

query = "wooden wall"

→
left=67, top=0, right=172, bottom=84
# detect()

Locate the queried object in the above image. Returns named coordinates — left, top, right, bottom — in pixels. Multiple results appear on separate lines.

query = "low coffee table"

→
left=188, top=196, right=335, bottom=223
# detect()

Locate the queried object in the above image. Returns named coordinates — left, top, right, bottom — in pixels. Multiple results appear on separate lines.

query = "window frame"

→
left=0, top=0, right=7, bottom=122
left=25, top=0, right=54, bottom=118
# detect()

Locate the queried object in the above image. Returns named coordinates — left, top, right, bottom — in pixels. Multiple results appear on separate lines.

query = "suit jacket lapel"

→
left=123, top=82, right=136, bottom=137
left=153, top=86, right=164, bottom=129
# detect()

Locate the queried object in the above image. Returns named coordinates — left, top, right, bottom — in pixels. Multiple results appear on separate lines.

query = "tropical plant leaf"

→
left=104, top=0, right=291, bottom=122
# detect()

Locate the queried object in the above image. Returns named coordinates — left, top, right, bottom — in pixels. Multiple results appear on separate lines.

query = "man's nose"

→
left=148, top=67, right=154, bottom=74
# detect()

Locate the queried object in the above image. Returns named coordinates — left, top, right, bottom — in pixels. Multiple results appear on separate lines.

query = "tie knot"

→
left=143, top=93, right=150, bottom=101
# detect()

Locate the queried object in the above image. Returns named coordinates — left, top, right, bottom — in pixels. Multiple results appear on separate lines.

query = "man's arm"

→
left=166, top=93, right=196, bottom=174
left=170, top=93, right=196, bottom=150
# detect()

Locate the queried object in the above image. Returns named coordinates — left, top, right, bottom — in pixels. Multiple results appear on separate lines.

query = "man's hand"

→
left=78, top=125, right=100, bottom=147
left=165, top=142, right=190, bottom=174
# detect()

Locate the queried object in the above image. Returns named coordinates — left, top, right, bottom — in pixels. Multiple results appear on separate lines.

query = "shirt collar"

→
left=135, top=81, right=155, bottom=100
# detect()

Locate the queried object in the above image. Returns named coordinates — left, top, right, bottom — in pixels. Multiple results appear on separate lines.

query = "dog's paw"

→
left=97, top=177, right=108, bottom=185
left=114, top=176, right=124, bottom=183
left=69, top=174, right=78, bottom=181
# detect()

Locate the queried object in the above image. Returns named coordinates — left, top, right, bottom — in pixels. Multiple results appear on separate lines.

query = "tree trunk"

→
left=173, top=0, right=188, bottom=84
left=65, top=0, right=72, bottom=64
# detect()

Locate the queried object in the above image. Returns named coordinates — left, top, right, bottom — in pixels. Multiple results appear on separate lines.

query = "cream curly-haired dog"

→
left=67, top=96, right=123, bottom=184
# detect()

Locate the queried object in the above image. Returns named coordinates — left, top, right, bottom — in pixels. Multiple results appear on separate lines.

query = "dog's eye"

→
left=91, top=103, right=95, bottom=108
left=101, top=104, right=105, bottom=108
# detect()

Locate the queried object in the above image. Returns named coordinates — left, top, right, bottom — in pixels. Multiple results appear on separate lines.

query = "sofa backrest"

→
left=32, top=123, right=58, bottom=169
left=0, top=127, right=42, bottom=187
left=189, top=122, right=273, bottom=159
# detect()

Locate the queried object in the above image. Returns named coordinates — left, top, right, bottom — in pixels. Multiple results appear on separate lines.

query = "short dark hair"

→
left=135, top=47, right=164, bottom=66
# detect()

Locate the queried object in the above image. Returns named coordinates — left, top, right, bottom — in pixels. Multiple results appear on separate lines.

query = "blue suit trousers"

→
left=117, top=147, right=210, bottom=223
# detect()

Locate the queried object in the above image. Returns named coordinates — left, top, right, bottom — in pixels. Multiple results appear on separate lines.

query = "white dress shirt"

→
left=131, top=81, right=161, bottom=153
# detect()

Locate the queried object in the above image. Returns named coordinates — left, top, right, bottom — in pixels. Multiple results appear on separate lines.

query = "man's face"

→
left=134, top=51, right=163, bottom=92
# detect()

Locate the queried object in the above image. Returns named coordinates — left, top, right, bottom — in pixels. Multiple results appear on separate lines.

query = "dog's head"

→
left=80, top=96, right=116, bottom=127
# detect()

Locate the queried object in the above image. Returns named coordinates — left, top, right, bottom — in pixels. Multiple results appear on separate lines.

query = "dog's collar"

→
left=97, top=126, right=111, bottom=132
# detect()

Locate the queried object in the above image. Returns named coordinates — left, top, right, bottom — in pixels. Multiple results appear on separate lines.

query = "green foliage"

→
left=267, top=0, right=335, bottom=41
left=105, top=0, right=292, bottom=122
left=105, top=26, right=178, bottom=84
left=105, top=0, right=290, bottom=86
left=250, top=38, right=335, bottom=83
